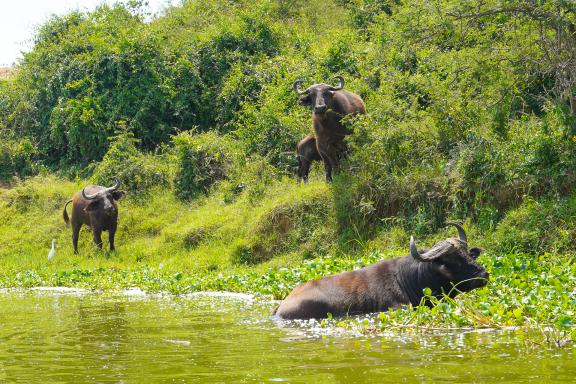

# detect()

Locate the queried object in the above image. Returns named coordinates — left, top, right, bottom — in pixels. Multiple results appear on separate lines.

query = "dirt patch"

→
left=0, top=67, right=15, bottom=80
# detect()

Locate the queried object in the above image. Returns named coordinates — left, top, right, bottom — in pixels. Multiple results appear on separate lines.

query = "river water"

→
left=0, top=290, right=574, bottom=383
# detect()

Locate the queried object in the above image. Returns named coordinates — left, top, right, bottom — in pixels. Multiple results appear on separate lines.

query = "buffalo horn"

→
left=330, top=76, right=345, bottom=91
left=446, top=222, right=467, bottom=244
left=292, top=79, right=307, bottom=95
left=410, top=236, right=425, bottom=262
left=82, top=187, right=99, bottom=200
left=105, top=178, right=121, bottom=193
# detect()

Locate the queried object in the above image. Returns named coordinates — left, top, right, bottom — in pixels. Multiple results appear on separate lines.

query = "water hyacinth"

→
left=1, top=248, right=575, bottom=347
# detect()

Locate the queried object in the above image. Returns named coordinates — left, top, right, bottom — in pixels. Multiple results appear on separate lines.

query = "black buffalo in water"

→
left=63, top=179, right=125, bottom=254
left=296, top=135, right=322, bottom=183
left=293, top=76, right=366, bottom=181
left=274, top=223, right=489, bottom=319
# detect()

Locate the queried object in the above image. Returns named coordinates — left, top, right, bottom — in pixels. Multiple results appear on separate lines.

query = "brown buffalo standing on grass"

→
left=63, top=179, right=125, bottom=254
left=274, top=223, right=489, bottom=320
left=296, top=135, right=322, bottom=183
left=293, top=76, right=366, bottom=181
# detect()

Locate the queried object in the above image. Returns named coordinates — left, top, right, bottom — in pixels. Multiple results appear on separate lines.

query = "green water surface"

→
left=0, top=290, right=574, bottom=383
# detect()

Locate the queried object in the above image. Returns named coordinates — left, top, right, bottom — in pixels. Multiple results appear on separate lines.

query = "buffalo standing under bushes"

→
left=63, top=179, right=125, bottom=254
left=274, top=223, right=489, bottom=320
left=296, top=135, right=322, bottom=183
left=293, top=76, right=366, bottom=181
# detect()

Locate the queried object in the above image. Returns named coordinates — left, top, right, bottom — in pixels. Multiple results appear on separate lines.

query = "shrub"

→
left=195, top=15, right=281, bottom=129
left=173, top=131, right=241, bottom=200
left=229, top=238, right=257, bottom=265
left=490, top=196, right=576, bottom=255
left=217, top=155, right=281, bottom=204
left=0, top=138, right=38, bottom=180
left=91, top=129, right=173, bottom=192
left=9, top=5, right=173, bottom=165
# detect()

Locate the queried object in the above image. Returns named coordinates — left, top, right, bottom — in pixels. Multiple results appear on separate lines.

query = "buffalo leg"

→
left=109, top=224, right=117, bottom=251
left=322, top=156, right=332, bottom=182
left=327, top=149, right=342, bottom=179
left=72, top=223, right=81, bottom=254
left=321, top=149, right=341, bottom=182
left=92, top=228, right=103, bottom=250
left=299, top=158, right=312, bottom=183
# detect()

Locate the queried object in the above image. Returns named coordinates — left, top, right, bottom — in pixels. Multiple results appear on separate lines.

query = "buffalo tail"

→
left=63, top=200, right=72, bottom=225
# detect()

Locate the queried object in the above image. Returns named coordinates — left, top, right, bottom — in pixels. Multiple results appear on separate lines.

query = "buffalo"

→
left=296, top=135, right=322, bottom=183
left=63, top=179, right=125, bottom=254
left=293, top=76, right=366, bottom=181
left=274, top=223, right=489, bottom=320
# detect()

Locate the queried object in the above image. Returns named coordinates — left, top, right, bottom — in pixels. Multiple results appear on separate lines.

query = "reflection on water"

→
left=0, top=290, right=573, bottom=383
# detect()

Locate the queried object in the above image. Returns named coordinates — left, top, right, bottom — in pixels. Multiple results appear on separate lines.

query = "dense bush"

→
left=91, top=129, right=173, bottom=192
left=0, top=2, right=286, bottom=166
left=0, top=138, right=38, bottom=180
left=173, top=131, right=241, bottom=200
left=6, top=5, right=173, bottom=164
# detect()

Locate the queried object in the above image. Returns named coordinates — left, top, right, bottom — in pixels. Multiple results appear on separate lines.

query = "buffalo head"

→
left=410, top=222, right=489, bottom=294
left=81, top=179, right=125, bottom=217
left=292, top=76, right=345, bottom=114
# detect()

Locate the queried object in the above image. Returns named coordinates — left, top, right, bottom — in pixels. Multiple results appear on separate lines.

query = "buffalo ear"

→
left=112, top=191, right=125, bottom=201
left=469, top=247, right=482, bottom=259
left=84, top=201, right=99, bottom=212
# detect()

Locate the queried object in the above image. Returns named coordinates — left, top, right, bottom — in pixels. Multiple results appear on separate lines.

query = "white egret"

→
left=48, top=239, right=55, bottom=260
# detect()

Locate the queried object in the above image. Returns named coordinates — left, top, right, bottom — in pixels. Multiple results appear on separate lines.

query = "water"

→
left=0, top=290, right=574, bottom=383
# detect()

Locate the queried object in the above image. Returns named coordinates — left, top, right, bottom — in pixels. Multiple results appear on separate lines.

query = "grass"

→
left=0, top=174, right=575, bottom=348
left=0, top=174, right=333, bottom=277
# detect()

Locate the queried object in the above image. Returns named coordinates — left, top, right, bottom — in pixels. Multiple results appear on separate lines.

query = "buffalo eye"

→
left=469, top=248, right=482, bottom=259
left=298, top=95, right=312, bottom=106
left=436, top=263, right=454, bottom=279
left=112, top=191, right=125, bottom=201
left=85, top=200, right=100, bottom=212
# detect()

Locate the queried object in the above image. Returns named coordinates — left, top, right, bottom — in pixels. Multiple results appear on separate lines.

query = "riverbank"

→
left=1, top=249, right=574, bottom=348
left=1, top=175, right=575, bottom=346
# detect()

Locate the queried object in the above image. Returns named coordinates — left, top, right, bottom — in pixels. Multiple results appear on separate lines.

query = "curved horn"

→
left=105, top=178, right=120, bottom=193
left=410, top=236, right=425, bottom=262
left=82, top=187, right=99, bottom=200
left=292, top=79, right=307, bottom=95
left=447, top=222, right=467, bottom=244
left=330, top=76, right=344, bottom=91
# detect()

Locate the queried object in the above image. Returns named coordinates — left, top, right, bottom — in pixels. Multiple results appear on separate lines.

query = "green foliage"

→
left=173, top=131, right=241, bottom=200
left=343, top=0, right=395, bottom=32
left=230, top=238, right=256, bottom=265
left=218, top=155, right=281, bottom=204
left=91, top=128, right=173, bottom=192
left=490, top=196, right=576, bottom=255
left=0, top=138, right=38, bottom=180
left=450, top=112, right=576, bottom=218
